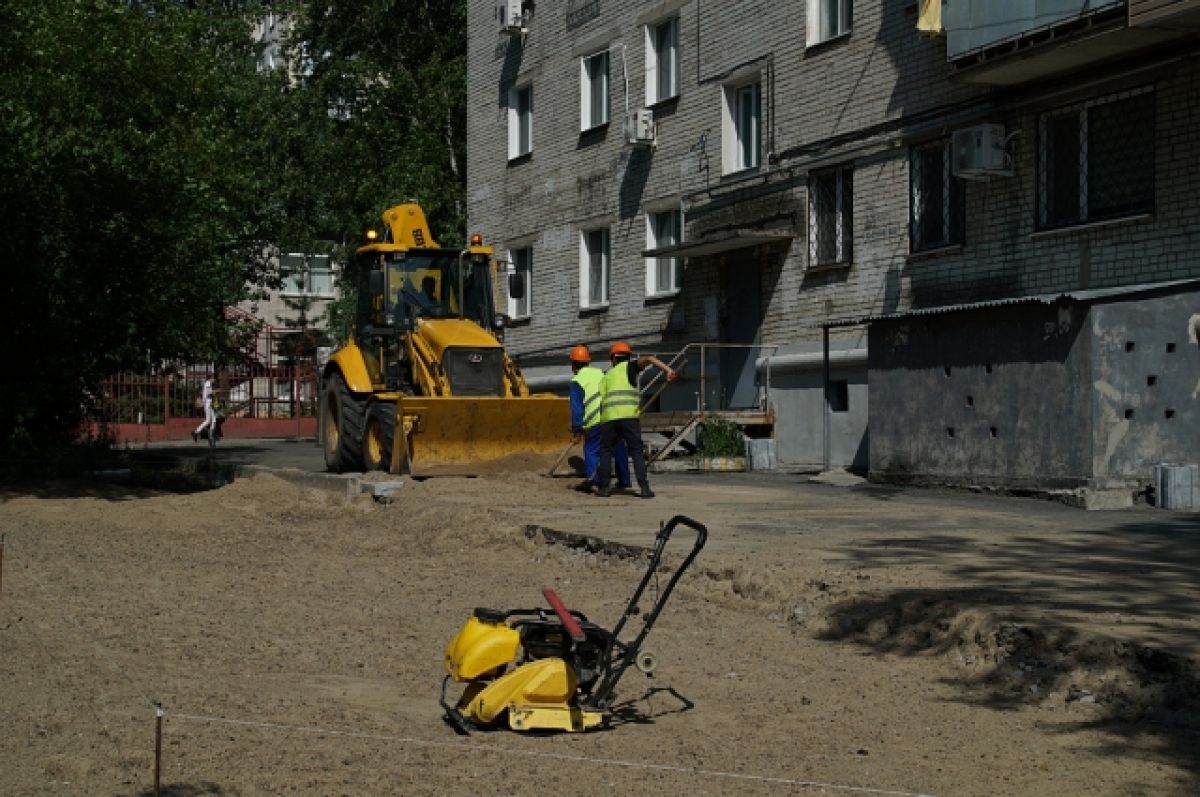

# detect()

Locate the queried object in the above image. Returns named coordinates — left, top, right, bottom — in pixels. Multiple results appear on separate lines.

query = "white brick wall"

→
left=467, top=0, right=1200, bottom=430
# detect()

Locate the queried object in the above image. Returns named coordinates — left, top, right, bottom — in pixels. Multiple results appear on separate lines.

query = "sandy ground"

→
left=2, top=468, right=1199, bottom=796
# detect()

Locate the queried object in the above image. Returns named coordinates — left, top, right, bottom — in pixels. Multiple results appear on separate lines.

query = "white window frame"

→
left=579, top=227, right=610, bottom=310
left=506, top=247, right=532, bottom=319
left=508, top=83, right=533, bottom=160
left=580, top=50, right=610, bottom=132
left=807, top=0, right=852, bottom=46
left=280, top=253, right=336, bottom=297
left=645, top=208, right=682, bottom=298
left=644, top=17, right=680, bottom=106
left=808, top=165, right=853, bottom=268
left=721, top=77, right=761, bottom=174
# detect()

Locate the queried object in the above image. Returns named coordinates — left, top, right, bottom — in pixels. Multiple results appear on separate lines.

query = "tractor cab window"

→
left=447, top=253, right=494, bottom=328
left=360, top=250, right=495, bottom=329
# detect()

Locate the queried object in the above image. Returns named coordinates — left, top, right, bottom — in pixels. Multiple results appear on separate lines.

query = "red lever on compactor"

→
left=542, top=587, right=587, bottom=643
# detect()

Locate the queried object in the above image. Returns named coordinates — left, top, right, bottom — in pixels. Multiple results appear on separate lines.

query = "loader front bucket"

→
left=389, top=395, right=571, bottom=476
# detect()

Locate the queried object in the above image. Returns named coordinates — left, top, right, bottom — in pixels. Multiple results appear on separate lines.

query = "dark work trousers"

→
left=597, top=418, right=649, bottom=490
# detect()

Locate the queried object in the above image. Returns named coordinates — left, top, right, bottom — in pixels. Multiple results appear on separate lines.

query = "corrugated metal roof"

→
left=813, top=277, right=1200, bottom=328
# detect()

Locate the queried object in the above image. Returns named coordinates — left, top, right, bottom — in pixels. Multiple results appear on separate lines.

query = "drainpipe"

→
left=822, top=326, right=831, bottom=472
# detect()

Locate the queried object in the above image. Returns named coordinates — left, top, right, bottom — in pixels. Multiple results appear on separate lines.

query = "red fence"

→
left=90, top=366, right=320, bottom=444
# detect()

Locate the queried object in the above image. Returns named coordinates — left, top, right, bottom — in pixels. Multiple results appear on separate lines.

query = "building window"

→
left=508, top=83, right=533, bottom=160
left=580, top=50, right=610, bottom=131
left=507, top=247, right=532, bottom=319
left=722, top=79, right=761, bottom=174
left=645, top=17, right=679, bottom=105
left=281, top=254, right=336, bottom=297
left=646, top=208, right=682, bottom=297
left=910, top=139, right=964, bottom=252
left=809, top=166, right=853, bottom=267
left=580, top=228, right=610, bottom=309
left=807, top=0, right=851, bottom=45
left=1038, top=87, right=1155, bottom=229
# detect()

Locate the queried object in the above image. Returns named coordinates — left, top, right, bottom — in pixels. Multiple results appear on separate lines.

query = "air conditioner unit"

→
left=625, top=107, right=655, bottom=146
left=952, top=123, right=1012, bottom=179
left=498, top=0, right=526, bottom=34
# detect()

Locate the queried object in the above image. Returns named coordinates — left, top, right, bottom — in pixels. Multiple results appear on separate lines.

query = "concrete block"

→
left=746, top=439, right=777, bottom=471
left=361, top=479, right=405, bottom=502
left=1156, top=463, right=1199, bottom=509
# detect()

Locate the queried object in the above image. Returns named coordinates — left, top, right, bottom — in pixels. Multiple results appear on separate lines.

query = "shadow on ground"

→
left=0, top=451, right=238, bottom=501
left=817, top=512, right=1200, bottom=791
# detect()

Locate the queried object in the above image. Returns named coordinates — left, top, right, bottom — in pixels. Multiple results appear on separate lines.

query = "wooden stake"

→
left=154, top=704, right=163, bottom=796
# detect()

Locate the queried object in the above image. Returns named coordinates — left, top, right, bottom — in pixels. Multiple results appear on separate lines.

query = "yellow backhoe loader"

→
left=318, top=203, right=569, bottom=474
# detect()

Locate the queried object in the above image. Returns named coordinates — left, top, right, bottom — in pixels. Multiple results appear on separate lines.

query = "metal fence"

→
left=94, top=366, right=320, bottom=425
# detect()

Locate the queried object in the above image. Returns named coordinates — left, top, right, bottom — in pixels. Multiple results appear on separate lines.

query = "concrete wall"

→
left=1088, top=290, right=1200, bottom=489
left=868, top=302, right=1094, bottom=489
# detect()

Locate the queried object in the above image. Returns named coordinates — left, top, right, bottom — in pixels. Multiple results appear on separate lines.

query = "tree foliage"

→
left=0, top=0, right=469, bottom=454
left=1, top=0, right=286, bottom=450
left=277, top=0, right=468, bottom=246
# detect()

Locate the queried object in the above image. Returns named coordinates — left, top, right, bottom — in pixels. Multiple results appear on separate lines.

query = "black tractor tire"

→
left=362, top=403, right=397, bottom=472
left=322, top=371, right=366, bottom=473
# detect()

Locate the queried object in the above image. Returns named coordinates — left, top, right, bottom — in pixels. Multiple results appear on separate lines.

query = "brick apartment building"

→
left=466, top=0, right=1200, bottom=502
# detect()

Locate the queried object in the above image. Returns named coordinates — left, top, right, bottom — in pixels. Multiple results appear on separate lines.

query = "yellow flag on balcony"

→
left=917, top=0, right=943, bottom=35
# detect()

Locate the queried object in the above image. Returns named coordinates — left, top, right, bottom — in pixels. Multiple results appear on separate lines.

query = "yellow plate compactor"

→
left=441, top=515, right=708, bottom=733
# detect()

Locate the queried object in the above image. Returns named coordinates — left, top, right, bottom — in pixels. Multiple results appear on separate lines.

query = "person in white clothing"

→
left=193, top=379, right=215, bottom=443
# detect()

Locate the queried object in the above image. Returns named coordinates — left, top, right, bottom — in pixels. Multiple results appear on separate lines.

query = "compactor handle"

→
left=542, top=587, right=587, bottom=643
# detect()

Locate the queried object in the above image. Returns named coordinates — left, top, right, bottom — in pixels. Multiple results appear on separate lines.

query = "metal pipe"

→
left=457, top=250, right=467, bottom=320
left=822, top=327, right=831, bottom=472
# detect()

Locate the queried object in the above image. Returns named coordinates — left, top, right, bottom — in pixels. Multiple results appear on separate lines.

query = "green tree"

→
left=273, top=0, right=470, bottom=344
left=0, top=0, right=287, bottom=451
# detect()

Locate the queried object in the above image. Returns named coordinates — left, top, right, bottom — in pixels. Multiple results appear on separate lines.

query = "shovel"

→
left=547, top=440, right=577, bottom=477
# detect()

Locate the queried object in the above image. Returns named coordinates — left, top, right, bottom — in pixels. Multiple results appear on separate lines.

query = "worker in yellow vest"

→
left=595, top=341, right=678, bottom=498
left=568, top=345, right=630, bottom=493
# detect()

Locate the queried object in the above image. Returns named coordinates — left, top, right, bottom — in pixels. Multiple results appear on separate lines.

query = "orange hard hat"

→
left=569, top=344, right=591, bottom=364
left=609, top=341, right=633, bottom=358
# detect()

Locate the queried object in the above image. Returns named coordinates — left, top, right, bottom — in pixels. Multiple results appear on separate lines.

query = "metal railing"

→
left=92, top=366, right=319, bottom=425
left=640, top=342, right=780, bottom=415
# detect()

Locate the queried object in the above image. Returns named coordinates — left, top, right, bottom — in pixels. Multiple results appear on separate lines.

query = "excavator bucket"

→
left=388, top=395, right=571, bottom=476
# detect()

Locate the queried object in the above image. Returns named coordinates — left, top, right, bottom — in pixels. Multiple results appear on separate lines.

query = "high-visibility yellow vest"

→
left=600, top=360, right=640, bottom=422
left=571, top=366, right=605, bottom=430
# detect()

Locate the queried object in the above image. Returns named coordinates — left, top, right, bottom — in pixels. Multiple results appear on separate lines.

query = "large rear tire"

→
left=362, top=403, right=396, bottom=472
left=322, top=371, right=366, bottom=473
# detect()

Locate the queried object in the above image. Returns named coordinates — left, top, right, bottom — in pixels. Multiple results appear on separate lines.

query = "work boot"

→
left=573, top=481, right=593, bottom=494
left=638, top=485, right=655, bottom=499
left=595, top=485, right=611, bottom=498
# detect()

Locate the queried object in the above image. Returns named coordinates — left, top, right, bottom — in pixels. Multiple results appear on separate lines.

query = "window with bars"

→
left=580, top=227, right=610, bottom=309
left=508, top=83, right=533, bottom=160
left=1038, top=87, right=1155, bottom=229
left=580, top=50, right=609, bottom=131
left=910, top=139, right=964, bottom=252
left=646, top=17, right=679, bottom=105
left=507, top=247, right=532, bottom=319
left=809, top=166, right=853, bottom=267
left=646, top=208, right=682, bottom=297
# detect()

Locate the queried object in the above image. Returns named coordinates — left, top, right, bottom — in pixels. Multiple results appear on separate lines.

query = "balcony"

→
left=944, top=0, right=1200, bottom=85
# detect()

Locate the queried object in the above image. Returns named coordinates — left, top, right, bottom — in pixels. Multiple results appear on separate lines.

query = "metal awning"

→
left=642, top=230, right=793, bottom=259
left=812, top=277, right=1200, bottom=328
